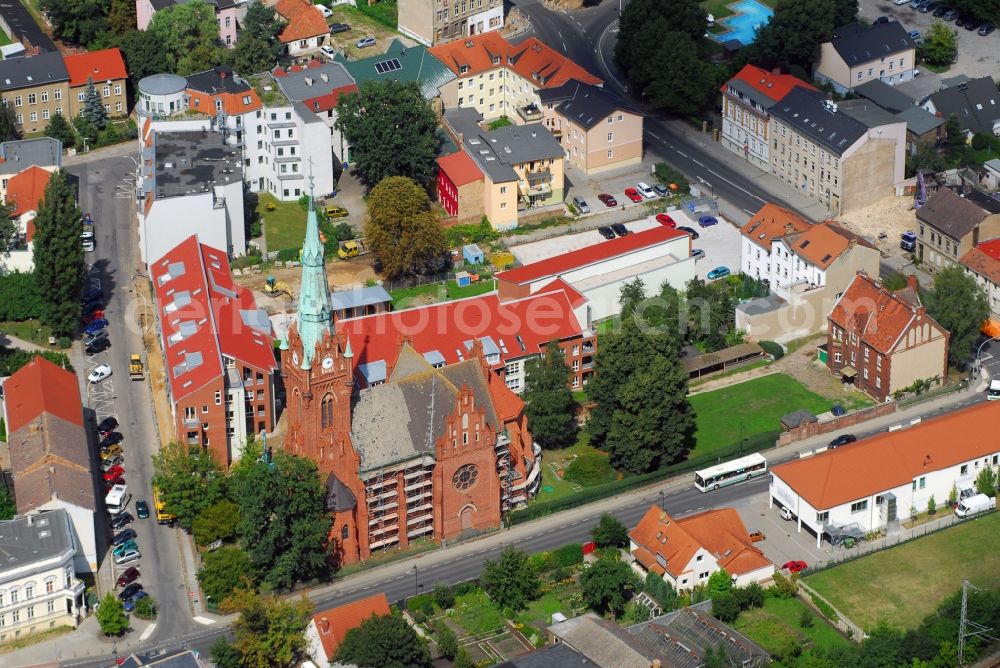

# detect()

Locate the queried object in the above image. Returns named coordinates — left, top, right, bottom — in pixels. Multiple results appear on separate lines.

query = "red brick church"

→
left=280, top=190, right=540, bottom=566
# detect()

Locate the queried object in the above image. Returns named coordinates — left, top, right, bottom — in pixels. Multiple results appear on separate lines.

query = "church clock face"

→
left=322, top=356, right=335, bottom=371
left=292, top=351, right=299, bottom=366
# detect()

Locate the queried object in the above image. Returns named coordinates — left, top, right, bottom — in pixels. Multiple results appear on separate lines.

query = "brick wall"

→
left=778, top=402, right=897, bottom=446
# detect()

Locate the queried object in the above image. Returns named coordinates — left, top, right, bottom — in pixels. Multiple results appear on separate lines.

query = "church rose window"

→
left=452, top=464, right=479, bottom=491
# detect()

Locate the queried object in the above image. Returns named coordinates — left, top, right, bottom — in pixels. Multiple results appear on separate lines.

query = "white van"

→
left=988, top=379, right=1000, bottom=401
left=954, top=493, right=994, bottom=518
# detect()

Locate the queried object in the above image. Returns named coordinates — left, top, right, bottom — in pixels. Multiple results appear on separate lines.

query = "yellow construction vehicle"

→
left=263, top=276, right=293, bottom=298
left=129, top=354, right=144, bottom=380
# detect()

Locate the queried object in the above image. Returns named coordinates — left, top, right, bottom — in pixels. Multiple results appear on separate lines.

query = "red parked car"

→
left=597, top=193, right=618, bottom=207
left=782, top=560, right=808, bottom=573
left=103, top=465, right=125, bottom=481
left=104, top=476, right=125, bottom=492
left=116, top=566, right=140, bottom=588
left=655, top=213, right=677, bottom=228
left=624, top=187, right=643, bottom=203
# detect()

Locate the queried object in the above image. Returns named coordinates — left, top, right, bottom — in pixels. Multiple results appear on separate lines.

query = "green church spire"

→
left=295, top=177, right=333, bottom=369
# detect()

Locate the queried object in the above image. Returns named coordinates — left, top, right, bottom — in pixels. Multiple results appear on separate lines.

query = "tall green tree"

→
left=82, top=79, right=108, bottom=130
left=40, top=0, right=111, bottom=47
left=364, top=176, right=447, bottom=280
left=148, top=1, right=221, bottom=73
left=749, top=0, right=837, bottom=72
left=707, top=569, right=733, bottom=596
left=580, top=555, right=640, bottom=618
left=924, top=265, right=989, bottom=367
left=231, top=592, right=313, bottom=668
left=615, top=0, right=705, bottom=97
left=523, top=342, right=577, bottom=449
left=227, top=36, right=278, bottom=77
left=43, top=112, right=76, bottom=149
left=120, top=30, right=172, bottom=85
left=211, top=638, right=244, bottom=668
left=0, top=202, right=18, bottom=259
left=920, top=21, right=959, bottom=67
left=335, top=80, right=441, bottom=189
left=644, top=32, right=718, bottom=117
left=107, top=0, right=136, bottom=36
left=590, top=513, right=629, bottom=548
left=335, top=613, right=432, bottom=668
left=151, top=442, right=227, bottom=531
left=480, top=546, right=540, bottom=612
left=198, top=547, right=256, bottom=610
left=229, top=452, right=332, bottom=589
left=231, top=0, right=285, bottom=71
left=32, top=170, right=84, bottom=337
left=96, top=592, right=128, bottom=636
left=192, top=499, right=240, bottom=546
left=975, top=465, right=997, bottom=497
left=0, top=105, right=22, bottom=142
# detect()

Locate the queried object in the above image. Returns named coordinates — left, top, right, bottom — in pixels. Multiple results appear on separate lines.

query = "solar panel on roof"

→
left=374, top=58, right=402, bottom=74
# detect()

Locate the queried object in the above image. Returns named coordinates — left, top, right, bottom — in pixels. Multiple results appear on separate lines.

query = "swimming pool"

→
left=711, top=0, right=774, bottom=46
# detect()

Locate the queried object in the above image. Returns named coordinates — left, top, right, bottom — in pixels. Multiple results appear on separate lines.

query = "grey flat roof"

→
left=736, top=294, right=787, bottom=316
left=838, top=99, right=900, bottom=129
left=0, top=51, right=68, bottom=92
left=770, top=88, right=869, bottom=156
left=152, top=130, right=243, bottom=200
left=444, top=107, right=563, bottom=183
left=0, top=137, right=62, bottom=170
left=0, top=509, right=73, bottom=573
left=0, top=0, right=55, bottom=52
left=895, top=105, right=944, bottom=136
left=330, top=285, right=392, bottom=310
left=139, top=73, right=187, bottom=96
left=186, top=66, right=252, bottom=96
left=854, top=79, right=914, bottom=113
left=273, top=63, right=355, bottom=102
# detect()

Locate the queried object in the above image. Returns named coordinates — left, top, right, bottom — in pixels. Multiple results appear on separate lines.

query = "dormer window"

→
left=460, top=65, right=470, bottom=74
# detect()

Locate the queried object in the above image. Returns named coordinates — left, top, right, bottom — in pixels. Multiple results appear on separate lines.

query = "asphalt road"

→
left=68, top=157, right=198, bottom=648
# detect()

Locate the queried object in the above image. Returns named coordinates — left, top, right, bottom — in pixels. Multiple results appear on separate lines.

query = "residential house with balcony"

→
left=270, top=61, right=357, bottom=164
left=276, top=0, right=331, bottom=55
left=0, top=510, right=88, bottom=642
left=815, top=21, right=916, bottom=93
left=0, top=52, right=70, bottom=135
left=826, top=273, right=948, bottom=402
left=739, top=203, right=811, bottom=280
left=441, top=106, right=563, bottom=230
left=768, top=88, right=906, bottom=214
left=770, top=401, right=1000, bottom=547
left=136, top=0, right=247, bottom=48
left=3, top=356, right=97, bottom=573
left=720, top=65, right=816, bottom=170
left=0, top=164, right=52, bottom=272
left=430, top=32, right=601, bottom=125
left=921, top=76, right=1000, bottom=141
left=152, top=235, right=277, bottom=467
left=399, top=0, right=504, bottom=46
left=915, top=187, right=1000, bottom=270
left=64, top=48, right=128, bottom=120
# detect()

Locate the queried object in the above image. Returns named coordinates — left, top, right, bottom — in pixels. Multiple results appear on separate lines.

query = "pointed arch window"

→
left=321, top=394, right=334, bottom=429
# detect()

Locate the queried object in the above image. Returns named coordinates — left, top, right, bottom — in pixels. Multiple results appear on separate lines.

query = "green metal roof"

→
left=335, top=39, right=456, bottom=100
left=295, top=178, right=333, bottom=369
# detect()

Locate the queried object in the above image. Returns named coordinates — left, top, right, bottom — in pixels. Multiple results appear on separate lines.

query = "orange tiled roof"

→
left=5, top=355, right=83, bottom=433
left=63, top=48, right=128, bottom=87
left=488, top=369, right=525, bottom=422
left=436, top=149, right=483, bottom=187
left=740, top=203, right=810, bottom=252
left=629, top=506, right=770, bottom=579
left=310, top=593, right=390, bottom=661
left=773, top=400, right=1000, bottom=510
left=828, top=272, right=942, bottom=354
left=5, top=165, right=51, bottom=218
left=781, top=220, right=875, bottom=269
left=430, top=33, right=601, bottom=88
left=722, top=64, right=817, bottom=103
left=276, top=0, right=329, bottom=43
left=961, top=239, right=1000, bottom=285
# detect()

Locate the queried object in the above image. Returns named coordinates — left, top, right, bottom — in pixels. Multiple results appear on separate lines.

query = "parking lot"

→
left=731, top=490, right=837, bottom=571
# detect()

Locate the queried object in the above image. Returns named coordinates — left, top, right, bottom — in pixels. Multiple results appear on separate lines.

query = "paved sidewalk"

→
left=62, top=142, right=136, bottom=167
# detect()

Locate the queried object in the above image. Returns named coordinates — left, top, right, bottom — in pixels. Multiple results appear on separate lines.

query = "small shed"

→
left=780, top=409, right=818, bottom=431
left=455, top=271, right=472, bottom=287
left=463, top=243, right=485, bottom=265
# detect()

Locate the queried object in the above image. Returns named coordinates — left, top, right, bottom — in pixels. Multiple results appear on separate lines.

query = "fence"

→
left=501, top=204, right=661, bottom=247
left=897, top=380, right=969, bottom=408
left=795, top=580, right=865, bottom=642
left=510, top=431, right=778, bottom=524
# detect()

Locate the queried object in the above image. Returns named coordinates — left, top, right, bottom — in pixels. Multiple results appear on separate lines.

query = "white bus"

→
left=105, top=484, right=131, bottom=514
left=694, top=453, right=768, bottom=492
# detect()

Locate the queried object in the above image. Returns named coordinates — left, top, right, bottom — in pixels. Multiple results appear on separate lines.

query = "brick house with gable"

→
left=826, top=273, right=949, bottom=401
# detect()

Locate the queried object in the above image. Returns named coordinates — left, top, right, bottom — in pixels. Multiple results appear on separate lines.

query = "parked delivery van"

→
left=954, top=493, right=994, bottom=518
left=988, top=379, right=1000, bottom=401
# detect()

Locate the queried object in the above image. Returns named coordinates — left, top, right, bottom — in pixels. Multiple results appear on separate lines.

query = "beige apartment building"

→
left=538, top=81, right=643, bottom=175
left=916, top=187, right=1000, bottom=270
left=815, top=21, right=916, bottom=94
left=768, top=88, right=905, bottom=215
left=0, top=53, right=71, bottom=136
left=64, top=48, right=129, bottom=120
left=399, top=0, right=504, bottom=46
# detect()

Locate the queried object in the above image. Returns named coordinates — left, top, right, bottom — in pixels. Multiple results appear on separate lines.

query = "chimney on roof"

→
left=320, top=617, right=330, bottom=633
left=907, top=274, right=918, bottom=292
left=220, top=70, right=226, bottom=80
left=784, top=223, right=795, bottom=234
left=771, top=67, right=781, bottom=76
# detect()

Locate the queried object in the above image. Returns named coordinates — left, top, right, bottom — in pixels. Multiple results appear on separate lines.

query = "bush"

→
left=433, top=583, right=454, bottom=609
left=552, top=543, right=584, bottom=568
left=549, top=566, right=572, bottom=583
left=412, top=610, right=427, bottom=624
left=528, top=551, right=558, bottom=574
left=564, top=451, right=614, bottom=486
left=810, top=593, right=840, bottom=622
left=644, top=572, right=678, bottom=611
left=733, top=583, right=765, bottom=611
left=800, top=608, right=814, bottom=628
left=406, top=593, right=434, bottom=612
left=758, top=340, right=784, bottom=360
left=276, top=248, right=299, bottom=262
left=453, top=581, right=478, bottom=597
left=434, top=620, right=458, bottom=660
left=771, top=572, right=797, bottom=599
left=653, top=162, right=690, bottom=195
left=0, top=272, right=46, bottom=321
left=972, top=133, right=990, bottom=150
left=133, top=594, right=156, bottom=620
left=712, top=591, right=740, bottom=622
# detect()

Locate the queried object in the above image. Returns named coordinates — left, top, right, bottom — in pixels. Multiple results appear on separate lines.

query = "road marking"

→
left=676, top=151, right=689, bottom=158
left=649, top=132, right=662, bottom=141
left=692, top=159, right=705, bottom=167
left=744, top=209, right=755, bottom=215
left=193, top=616, right=216, bottom=625
left=140, top=623, right=157, bottom=640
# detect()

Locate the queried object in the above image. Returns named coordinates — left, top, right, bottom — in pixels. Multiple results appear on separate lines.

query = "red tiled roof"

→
left=152, top=236, right=275, bottom=403
left=276, top=0, right=329, bottom=42
left=773, top=400, right=1000, bottom=510
left=497, top=225, right=688, bottom=285
left=335, top=287, right=586, bottom=377
left=740, top=203, right=810, bottom=253
left=960, top=244, right=1000, bottom=285
left=311, top=593, right=390, bottom=661
left=827, top=273, right=941, bottom=354
left=629, top=506, right=771, bottom=579
left=304, top=83, right=359, bottom=113
left=5, top=165, right=51, bottom=218
left=781, top=221, right=875, bottom=270
left=63, top=48, right=128, bottom=87
left=436, top=149, right=483, bottom=187
left=430, top=33, right=601, bottom=88
left=723, top=64, right=817, bottom=103
left=4, top=355, right=82, bottom=433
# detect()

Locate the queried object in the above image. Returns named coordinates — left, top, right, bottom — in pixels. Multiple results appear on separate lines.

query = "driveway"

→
left=732, top=492, right=834, bottom=570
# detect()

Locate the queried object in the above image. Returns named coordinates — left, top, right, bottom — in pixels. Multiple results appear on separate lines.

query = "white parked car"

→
left=88, top=364, right=112, bottom=383
left=315, top=4, right=333, bottom=18
left=356, top=36, right=376, bottom=49
left=636, top=182, right=657, bottom=199
left=319, top=45, right=336, bottom=61
left=113, top=548, right=141, bottom=565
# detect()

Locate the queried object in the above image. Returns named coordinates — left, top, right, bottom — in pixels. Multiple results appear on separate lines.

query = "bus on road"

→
left=105, top=484, right=131, bottom=514
left=694, top=453, right=768, bottom=492
left=152, top=487, right=176, bottom=525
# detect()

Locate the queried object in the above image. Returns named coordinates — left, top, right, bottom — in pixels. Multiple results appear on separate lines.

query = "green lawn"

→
left=451, top=589, right=505, bottom=636
left=0, top=319, right=53, bottom=345
left=534, top=433, right=614, bottom=503
left=688, top=374, right=832, bottom=460
left=260, top=194, right=307, bottom=253
left=734, top=596, right=849, bottom=662
left=390, top=277, right=496, bottom=308
left=0, top=31, right=11, bottom=48
left=805, top=512, right=1000, bottom=630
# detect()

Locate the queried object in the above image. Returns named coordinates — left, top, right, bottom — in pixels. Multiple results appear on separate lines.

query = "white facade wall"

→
left=466, top=6, right=503, bottom=36
left=964, top=264, right=1000, bottom=319
left=286, top=35, right=325, bottom=56
left=140, top=181, right=246, bottom=264
left=770, top=238, right=827, bottom=291
left=304, top=620, right=332, bottom=668
left=36, top=501, right=96, bottom=574
left=577, top=258, right=697, bottom=322
left=742, top=238, right=770, bottom=281
left=244, top=106, right=335, bottom=201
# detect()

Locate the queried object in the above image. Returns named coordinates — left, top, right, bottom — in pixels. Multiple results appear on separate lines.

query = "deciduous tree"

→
left=227, top=36, right=277, bottom=77
left=976, top=465, right=997, bottom=497
left=590, top=513, right=628, bottom=548
left=0, top=105, right=21, bottom=142
left=480, top=546, right=540, bottom=612
left=107, top=0, right=136, bottom=36
left=364, top=176, right=447, bottom=280
left=148, top=1, right=221, bottom=73
left=32, top=170, right=85, bottom=337
left=231, top=592, right=313, bottom=668
left=151, top=441, right=226, bottom=531
left=644, top=32, right=718, bottom=117
left=192, top=499, right=240, bottom=546
left=44, top=112, right=76, bottom=149
left=335, top=80, right=441, bottom=189
left=40, top=0, right=111, bottom=47
left=0, top=485, right=15, bottom=521
left=96, top=592, right=128, bottom=636
left=211, top=638, right=244, bottom=668
left=120, top=30, right=171, bottom=84
left=524, top=342, right=577, bottom=449
left=434, top=620, right=459, bottom=660
left=336, top=613, right=432, bottom=668
left=924, top=265, right=989, bottom=367
left=920, top=21, right=958, bottom=67
left=580, top=555, right=639, bottom=618
left=749, top=0, right=836, bottom=72
left=707, top=568, right=733, bottom=596
left=198, top=546, right=256, bottom=608
left=234, top=1, right=285, bottom=68
left=711, top=590, right=740, bottom=622
left=0, top=202, right=18, bottom=260
left=615, top=0, right=704, bottom=98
